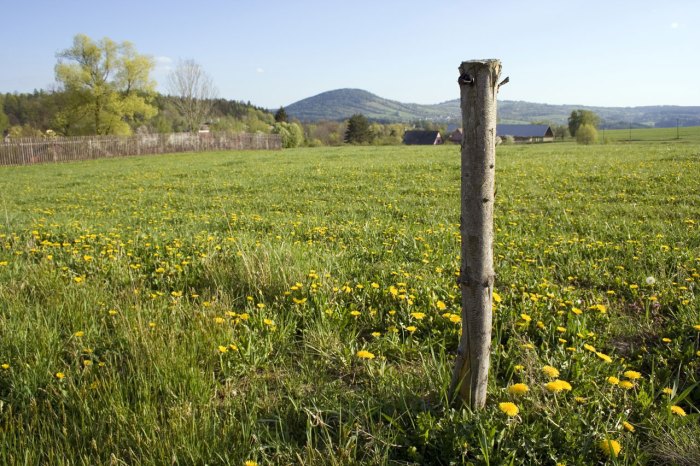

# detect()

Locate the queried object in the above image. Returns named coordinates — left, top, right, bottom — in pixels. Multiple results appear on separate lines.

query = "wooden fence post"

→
left=450, top=59, right=504, bottom=409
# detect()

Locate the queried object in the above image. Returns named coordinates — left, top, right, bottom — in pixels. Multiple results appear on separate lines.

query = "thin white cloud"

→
left=256, top=67, right=264, bottom=74
left=155, top=56, right=173, bottom=71
left=671, top=22, right=679, bottom=29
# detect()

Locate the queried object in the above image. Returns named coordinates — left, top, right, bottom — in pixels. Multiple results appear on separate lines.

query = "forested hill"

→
left=285, top=88, right=700, bottom=128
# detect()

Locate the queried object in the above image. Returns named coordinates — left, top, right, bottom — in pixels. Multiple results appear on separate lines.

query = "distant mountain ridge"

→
left=285, top=88, right=700, bottom=128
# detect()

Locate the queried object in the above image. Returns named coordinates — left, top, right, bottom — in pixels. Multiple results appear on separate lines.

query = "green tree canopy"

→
left=54, top=34, right=157, bottom=135
left=272, top=121, right=303, bottom=148
left=344, top=114, right=373, bottom=144
left=576, top=124, right=598, bottom=145
left=568, top=110, right=600, bottom=137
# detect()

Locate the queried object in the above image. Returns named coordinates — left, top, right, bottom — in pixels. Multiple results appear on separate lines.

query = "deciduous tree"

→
left=166, top=59, right=217, bottom=132
left=576, top=124, right=598, bottom=144
left=568, top=110, right=600, bottom=137
left=54, top=34, right=157, bottom=135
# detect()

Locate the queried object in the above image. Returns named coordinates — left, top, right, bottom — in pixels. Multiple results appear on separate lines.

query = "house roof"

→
left=403, top=130, right=442, bottom=145
left=496, top=124, right=553, bottom=138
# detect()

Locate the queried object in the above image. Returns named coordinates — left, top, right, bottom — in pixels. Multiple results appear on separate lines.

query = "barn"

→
left=496, top=124, right=554, bottom=143
left=403, top=130, right=443, bottom=145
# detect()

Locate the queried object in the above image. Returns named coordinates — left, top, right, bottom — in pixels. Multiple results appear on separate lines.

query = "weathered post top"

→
left=450, top=59, right=502, bottom=409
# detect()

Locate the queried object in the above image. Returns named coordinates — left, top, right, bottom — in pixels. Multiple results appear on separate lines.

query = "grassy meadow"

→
left=0, top=140, right=699, bottom=465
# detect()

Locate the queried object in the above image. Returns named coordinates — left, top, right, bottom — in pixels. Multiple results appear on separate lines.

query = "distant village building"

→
left=403, top=130, right=443, bottom=145
left=496, top=124, right=554, bottom=143
left=448, top=128, right=463, bottom=143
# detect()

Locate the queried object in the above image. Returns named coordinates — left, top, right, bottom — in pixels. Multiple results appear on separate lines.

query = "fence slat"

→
left=0, top=132, right=282, bottom=166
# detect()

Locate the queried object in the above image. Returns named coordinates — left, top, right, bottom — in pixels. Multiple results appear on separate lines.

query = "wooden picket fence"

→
left=0, top=132, right=282, bottom=166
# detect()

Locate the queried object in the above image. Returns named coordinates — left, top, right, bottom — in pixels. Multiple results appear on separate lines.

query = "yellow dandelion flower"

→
left=244, top=461, right=258, bottom=466
left=584, top=344, right=596, bottom=352
left=662, top=387, right=673, bottom=395
left=356, top=350, right=375, bottom=360
left=693, top=324, right=700, bottom=331
left=571, top=307, right=582, bottom=315
left=520, top=313, right=532, bottom=323
left=82, top=359, right=92, bottom=367
left=514, top=365, right=524, bottom=372
left=436, top=300, right=447, bottom=311
left=589, top=304, right=607, bottom=313
left=350, top=310, right=361, bottom=317
left=596, top=352, right=613, bottom=363
left=662, top=337, right=671, bottom=343
left=74, top=331, right=84, bottom=337
left=148, top=322, right=156, bottom=328
left=542, top=365, right=560, bottom=378
left=599, top=439, right=622, bottom=458
left=545, top=380, right=572, bottom=392
left=410, top=312, right=426, bottom=320
left=508, top=383, right=529, bottom=396
left=239, top=313, right=249, bottom=321
left=229, top=344, right=238, bottom=351
left=371, top=331, right=381, bottom=338
left=619, top=380, right=635, bottom=390
left=492, top=291, right=502, bottom=303
left=498, top=402, right=519, bottom=416
left=607, top=376, right=620, bottom=385
left=55, top=372, right=66, bottom=379
left=623, top=370, right=641, bottom=380
left=218, top=345, right=228, bottom=353
left=670, top=405, right=686, bottom=417
left=623, top=421, right=635, bottom=432
left=405, top=325, right=417, bottom=333
left=545, top=380, right=572, bottom=393
left=263, top=318, right=275, bottom=326
left=214, top=317, right=225, bottom=324
left=574, top=396, right=587, bottom=404
left=371, top=282, right=380, bottom=289
left=1, top=363, right=10, bottom=370
left=556, top=326, right=566, bottom=333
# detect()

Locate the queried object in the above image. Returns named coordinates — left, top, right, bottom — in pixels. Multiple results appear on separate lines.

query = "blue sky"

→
left=1, top=0, right=698, bottom=108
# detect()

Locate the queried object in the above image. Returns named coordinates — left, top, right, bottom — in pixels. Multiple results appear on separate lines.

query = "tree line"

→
left=1, top=33, right=602, bottom=148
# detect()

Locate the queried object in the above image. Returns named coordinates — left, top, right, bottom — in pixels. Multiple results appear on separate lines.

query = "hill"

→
left=285, top=88, right=700, bottom=128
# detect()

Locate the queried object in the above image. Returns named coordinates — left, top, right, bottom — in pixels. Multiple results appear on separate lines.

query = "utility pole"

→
left=451, top=59, right=505, bottom=409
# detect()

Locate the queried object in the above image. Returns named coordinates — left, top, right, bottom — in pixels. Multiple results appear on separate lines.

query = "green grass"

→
left=1, top=143, right=699, bottom=465
left=602, top=125, right=700, bottom=143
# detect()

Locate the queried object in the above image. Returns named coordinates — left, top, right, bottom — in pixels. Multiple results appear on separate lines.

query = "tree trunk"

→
left=449, top=59, right=501, bottom=409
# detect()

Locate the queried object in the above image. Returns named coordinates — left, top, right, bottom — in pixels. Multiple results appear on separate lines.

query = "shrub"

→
left=576, top=124, right=598, bottom=145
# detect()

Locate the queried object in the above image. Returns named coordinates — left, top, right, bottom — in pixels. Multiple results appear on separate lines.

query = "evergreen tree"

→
left=274, top=106, right=288, bottom=123
left=344, top=114, right=373, bottom=144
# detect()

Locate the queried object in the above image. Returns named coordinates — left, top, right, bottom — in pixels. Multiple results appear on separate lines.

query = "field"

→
left=602, top=125, right=700, bottom=143
left=1, top=141, right=699, bottom=465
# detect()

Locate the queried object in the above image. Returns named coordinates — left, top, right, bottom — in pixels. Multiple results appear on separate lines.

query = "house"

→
left=403, top=130, right=443, bottom=145
left=496, top=124, right=554, bottom=143
left=448, top=128, right=463, bottom=143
